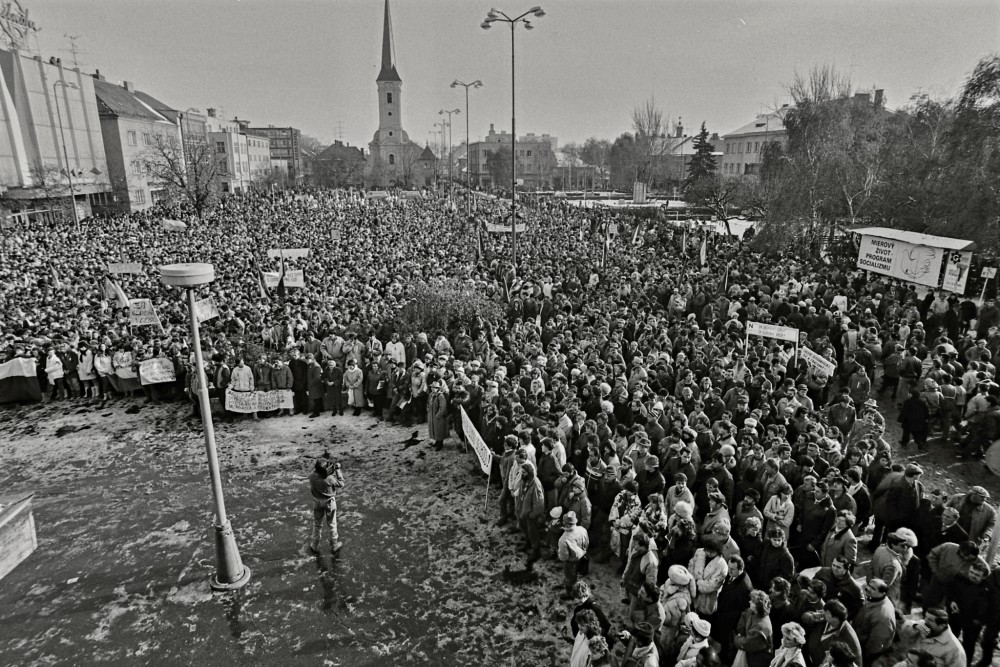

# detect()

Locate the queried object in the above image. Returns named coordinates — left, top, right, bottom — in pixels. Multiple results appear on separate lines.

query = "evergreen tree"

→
left=685, top=122, right=717, bottom=185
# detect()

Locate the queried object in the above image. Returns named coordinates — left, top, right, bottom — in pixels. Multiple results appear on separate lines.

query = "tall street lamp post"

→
left=450, top=79, right=482, bottom=220
left=52, top=79, right=80, bottom=230
left=159, top=263, right=251, bottom=592
left=438, top=108, right=460, bottom=190
left=433, top=120, right=448, bottom=185
left=482, top=5, right=544, bottom=278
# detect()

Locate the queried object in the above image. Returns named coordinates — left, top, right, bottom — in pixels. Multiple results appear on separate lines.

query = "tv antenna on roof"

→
left=60, top=34, right=87, bottom=69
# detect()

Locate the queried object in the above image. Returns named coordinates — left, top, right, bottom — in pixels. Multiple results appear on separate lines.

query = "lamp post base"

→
left=209, top=520, right=251, bottom=591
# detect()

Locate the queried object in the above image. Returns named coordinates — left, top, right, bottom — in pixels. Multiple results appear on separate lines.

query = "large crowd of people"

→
left=2, top=188, right=1000, bottom=667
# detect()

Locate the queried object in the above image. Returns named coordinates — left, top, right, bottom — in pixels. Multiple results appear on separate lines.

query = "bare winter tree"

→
left=137, top=133, right=218, bottom=219
left=631, top=97, right=672, bottom=187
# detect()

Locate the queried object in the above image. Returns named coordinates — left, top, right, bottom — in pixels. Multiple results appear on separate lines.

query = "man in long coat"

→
left=427, top=378, right=450, bottom=450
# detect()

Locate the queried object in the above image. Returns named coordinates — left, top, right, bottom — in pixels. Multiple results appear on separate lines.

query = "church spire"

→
left=377, top=0, right=401, bottom=83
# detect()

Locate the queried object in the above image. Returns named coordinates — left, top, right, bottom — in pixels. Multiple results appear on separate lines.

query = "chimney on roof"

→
left=91, top=69, right=105, bottom=81
left=874, top=89, right=884, bottom=108
left=207, top=108, right=216, bottom=118
left=123, top=81, right=134, bottom=93
left=674, top=117, right=683, bottom=138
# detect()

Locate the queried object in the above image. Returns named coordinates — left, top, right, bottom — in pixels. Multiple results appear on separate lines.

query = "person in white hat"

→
left=675, top=611, right=712, bottom=666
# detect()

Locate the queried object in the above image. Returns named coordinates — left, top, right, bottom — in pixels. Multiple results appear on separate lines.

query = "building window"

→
left=387, top=92, right=393, bottom=104
left=744, top=163, right=758, bottom=175
left=216, top=142, right=226, bottom=154
left=754, top=141, right=760, bottom=152
left=746, top=142, right=751, bottom=152
left=388, top=131, right=393, bottom=137
left=133, top=189, right=145, bottom=204
left=132, top=162, right=142, bottom=175
left=127, top=131, right=137, bottom=146
left=143, top=133, right=152, bottom=146
left=526, top=150, right=532, bottom=157
left=388, top=154, right=395, bottom=165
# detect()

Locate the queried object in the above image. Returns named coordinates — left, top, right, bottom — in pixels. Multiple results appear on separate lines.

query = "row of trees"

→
left=681, top=57, right=1000, bottom=250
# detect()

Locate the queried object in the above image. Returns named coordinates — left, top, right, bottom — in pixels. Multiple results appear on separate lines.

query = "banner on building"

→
left=800, top=346, right=836, bottom=378
left=856, top=234, right=944, bottom=288
left=139, top=358, right=176, bottom=385
left=485, top=222, right=526, bottom=234
left=282, top=270, right=305, bottom=288
left=461, top=406, right=493, bottom=475
left=107, top=262, right=144, bottom=275
left=128, top=299, right=163, bottom=329
left=746, top=321, right=799, bottom=343
left=941, top=251, right=974, bottom=295
left=194, top=297, right=220, bottom=324
left=266, top=248, right=310, bottom=260
left=225, top=389, right=294, bottom=413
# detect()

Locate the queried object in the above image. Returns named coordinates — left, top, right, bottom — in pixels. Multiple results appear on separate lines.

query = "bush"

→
left=397, top=280, right=502, bottom=335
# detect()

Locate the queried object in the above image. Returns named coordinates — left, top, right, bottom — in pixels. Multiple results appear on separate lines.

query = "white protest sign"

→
left=139, top=358, right=176, bottom=385
left=941, top=251, right=973, bottom=295
left=746, top=321, right=799, bottom=343
left=486, top=222, right=526, bottom=234
left=331, top=229, right=342, bottom=241
left=226, top=390, right=258, bottom=413
left=461, top=406, right=493, bottom=475
left=283, top=270, right=305, bottom=288
left=983, top=267, right=997, bottom=279
left=263, top=272, right=281, bottom=288
left=267, top=248, right=310, bottom=259
left=800, top=346, right=836, bottom=378
left=226, top=389, right=293, bottom=412
left=194, top=297, right=220, bottom=324
left=856, top=234, right=944, bottom=288
left=107, top=262, right=144, bottom=274
left=256, top=390, right=294, bottom=412
left=831, top=295, right=848, bottom=313
left=128, top=299, right=162, bottom=328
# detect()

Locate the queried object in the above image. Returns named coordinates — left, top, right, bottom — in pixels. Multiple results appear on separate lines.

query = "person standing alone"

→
left=309, top=457, right=345, bottom=554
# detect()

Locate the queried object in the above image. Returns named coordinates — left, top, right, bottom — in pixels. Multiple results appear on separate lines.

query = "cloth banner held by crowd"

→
left=460, top=406, right=494, bottom=510
left=161, top=219, right=187, bottom=232
left=139, top=358, right=176, bottom=386
left=266, top=248, right=310, bottom=260
left=109, top=351, right=141, bottom=393
left=225, top=389, right=294, bottom=413
left=102, top=277, right=129, bottom=309
left=799, top=346, right=835, bottom=379
left=0, top=357, right=41, bottom=403
left=745, top=321, right=800, bottom=365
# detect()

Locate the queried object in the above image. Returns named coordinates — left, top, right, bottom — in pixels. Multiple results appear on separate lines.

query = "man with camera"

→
left=309, top=457, right=345, bottom=554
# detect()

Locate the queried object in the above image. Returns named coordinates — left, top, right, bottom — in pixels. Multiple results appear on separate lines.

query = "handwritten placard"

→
left=226, top=389, right=294, bottom=412
left=194, top=297, right=220, bottom=324
left=139, top=358, right=176, bottom=385
left=128, top=299, right=161, bottom=328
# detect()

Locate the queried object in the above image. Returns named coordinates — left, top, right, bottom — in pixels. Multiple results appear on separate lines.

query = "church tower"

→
left=369, top=0, right=409, bottom=174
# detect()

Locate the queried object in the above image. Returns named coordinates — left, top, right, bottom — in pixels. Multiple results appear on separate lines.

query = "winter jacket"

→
left=945, top=494, right=997, bottom=547
left=854, top=597, right=896, bottom=658
left=272, top=364, right=293, bottom=390
left=819, top=527, right=858, bottom=568
left=689, top=548, right=727, bottom=615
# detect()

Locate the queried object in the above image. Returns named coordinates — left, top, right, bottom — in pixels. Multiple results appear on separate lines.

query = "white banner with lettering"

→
left=746, top=321, right=799, bottom=343
left=461, top=406, right=493, bottom=475
left=856, top=234, right=944, bottom=288
left=194, top=297, right=220, bottom=324
left=225, top=389, right=294, bottom=413
left=800, top=346, right=836, bottom=378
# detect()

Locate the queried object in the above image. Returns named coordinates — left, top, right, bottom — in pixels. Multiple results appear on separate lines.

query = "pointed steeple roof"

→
left=377, top=0, right=401, bottom=83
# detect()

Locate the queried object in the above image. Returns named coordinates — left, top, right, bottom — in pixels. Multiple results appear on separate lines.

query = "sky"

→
left=26, top=0, right=1000, bottom=153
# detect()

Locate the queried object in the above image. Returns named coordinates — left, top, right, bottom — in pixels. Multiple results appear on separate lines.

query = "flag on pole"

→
left=256, top=266, right=272, bottom=302
left=276, top=251, right=286, bottom=298
left=49, top=263, right=62, bottom=288
left=631, top=221, right=644, bottom=245
left=103, top=276, right=129, bottom=308
left=682, top=229, right=687, bottom=255
left=700, top=237, right=707, bottom=266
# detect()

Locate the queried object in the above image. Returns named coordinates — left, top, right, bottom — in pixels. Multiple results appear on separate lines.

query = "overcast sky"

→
left=30, top=0, right=999, bottom=151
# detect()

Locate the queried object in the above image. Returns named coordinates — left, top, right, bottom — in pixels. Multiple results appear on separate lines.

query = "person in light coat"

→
left=343, top=358, right=364, bottom=417
left=763, top=484, right=795, bottom=541
left=689, top=542, right=728, bottom=616
left=819, top=510, right=858, bottom=569
left=558, top=511, right=590, bottom=598
left=77, top=343, right=97, bottom=398
left=44, top=347, right=65, bottom=400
